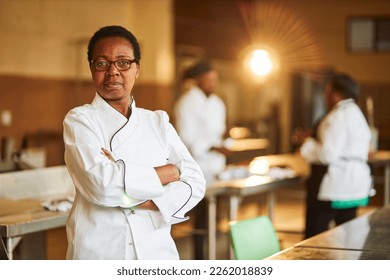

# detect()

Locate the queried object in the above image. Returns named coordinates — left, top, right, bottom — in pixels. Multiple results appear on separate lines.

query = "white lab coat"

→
left=174, top=86, right=226, bottom=183
left=300, top=99, right=372, bottom=201
left=63, top=93, right=206, bottom=260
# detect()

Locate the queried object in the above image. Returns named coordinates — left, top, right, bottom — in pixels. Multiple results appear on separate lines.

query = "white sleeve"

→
left=63, top=109, right=163, bottom=209
left=300, top=112, right=347, bottom=164
left=149, top=113, right=206, bottom=227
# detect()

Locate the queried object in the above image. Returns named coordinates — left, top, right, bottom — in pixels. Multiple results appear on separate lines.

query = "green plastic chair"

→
left=229, top=216, right=281, bottom=260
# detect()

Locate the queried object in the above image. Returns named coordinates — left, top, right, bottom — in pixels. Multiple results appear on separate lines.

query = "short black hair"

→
left=87, top=25, right=141, bottom=63
left=328, top=73, right=360, bottom=100
left=184, top=60, right=213, bottom=79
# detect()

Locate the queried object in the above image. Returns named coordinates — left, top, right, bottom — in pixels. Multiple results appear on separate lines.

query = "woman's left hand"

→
left=154, top=164, right=180, bottom=185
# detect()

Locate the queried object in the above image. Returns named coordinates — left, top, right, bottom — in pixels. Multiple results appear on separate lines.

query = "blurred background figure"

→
left=299, top=72, right=372, bottom=238
left=174, top=59, right=229, bottom=259
left=174, top=60, right=229, bottom=184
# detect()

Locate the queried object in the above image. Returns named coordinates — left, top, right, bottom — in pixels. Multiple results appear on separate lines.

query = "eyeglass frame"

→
left=90, top=58, right=139, bottom=71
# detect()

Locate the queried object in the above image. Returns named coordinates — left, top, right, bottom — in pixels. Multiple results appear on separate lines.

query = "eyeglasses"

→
left=90, top=58, right=138, bottom=71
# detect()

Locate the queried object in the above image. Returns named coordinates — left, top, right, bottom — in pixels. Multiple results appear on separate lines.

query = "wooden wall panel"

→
left=0, top=75, right=174, bottom=166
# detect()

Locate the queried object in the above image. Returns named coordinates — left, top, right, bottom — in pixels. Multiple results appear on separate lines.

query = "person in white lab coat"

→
left=300, top=72, right=372, bottom=238
left=174, top=60, right=229, bottom=259
left=174, top=60, right=228, bottom=184
left=63, top=25, right=206, bottom=260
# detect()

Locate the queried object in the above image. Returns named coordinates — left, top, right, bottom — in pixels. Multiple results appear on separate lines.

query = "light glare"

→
left=249, top=49, right=273, bottom=77
left=249, top=159, right=270, bottom=175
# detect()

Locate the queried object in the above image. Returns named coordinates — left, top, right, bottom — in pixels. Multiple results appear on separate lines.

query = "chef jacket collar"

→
left=334, top=98, right=355, bottom=110
left=92, top=92, right=136, bottom=121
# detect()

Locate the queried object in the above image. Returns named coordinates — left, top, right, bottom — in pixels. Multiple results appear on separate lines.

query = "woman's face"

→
left=90, top=36, right=139, bottom=105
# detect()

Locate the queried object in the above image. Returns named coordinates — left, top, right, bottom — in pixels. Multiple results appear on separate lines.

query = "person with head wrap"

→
left=299, top=72, right=373, bottom=238
left=174, top=60, right=228, bottom=259
left=174, top=60, right=228, bottom=184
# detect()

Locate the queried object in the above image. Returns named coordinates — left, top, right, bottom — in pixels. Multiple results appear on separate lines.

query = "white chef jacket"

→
left=63, top=93, right=206, bottom=260
left=300, top=99, right=372, bottom=201
left=174, top=86, right=226, bottom=183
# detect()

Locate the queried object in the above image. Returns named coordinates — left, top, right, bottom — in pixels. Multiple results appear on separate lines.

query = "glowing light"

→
left=249, top=49, right=273, bottom=77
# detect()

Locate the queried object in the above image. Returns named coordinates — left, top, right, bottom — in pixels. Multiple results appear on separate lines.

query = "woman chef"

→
left=63, top=26, right=206, bottom=260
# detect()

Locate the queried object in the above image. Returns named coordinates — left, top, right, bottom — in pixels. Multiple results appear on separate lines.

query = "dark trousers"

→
left=193, top=199, right=207, bottom=259
left=304, top=164, right=357, bottom=239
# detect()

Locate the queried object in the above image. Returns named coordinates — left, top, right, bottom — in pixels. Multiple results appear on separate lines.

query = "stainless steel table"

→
left=204, top=151, right=390, bottom=260
left=0, top=199, right=68, bottom=260
left=368, top=150, right=390, bottom=206
left=267, top=206, right=390, bottom=260
left=205, top=153, right=308, bottom=260
left=266, top=245, right=390, bottom=260
left=0, top=166, right=74, bottom=260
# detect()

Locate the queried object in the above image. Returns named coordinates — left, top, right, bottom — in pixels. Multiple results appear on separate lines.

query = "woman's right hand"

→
left=137, top=200, right=159, bottom=211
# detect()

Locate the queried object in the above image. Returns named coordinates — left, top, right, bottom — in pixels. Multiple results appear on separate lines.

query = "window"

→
left=348, top=17, right=390, bottom=52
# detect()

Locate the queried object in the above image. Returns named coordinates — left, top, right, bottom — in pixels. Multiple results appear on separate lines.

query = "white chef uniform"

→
left=174, top=86, right=226, bottom=183
left=63, top=92, right=206, bottom=260
left=300, top=99, right=372, bottom=201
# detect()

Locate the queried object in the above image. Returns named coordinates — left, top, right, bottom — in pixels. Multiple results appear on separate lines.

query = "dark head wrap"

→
left=184, top=60, right=213, bottom=79
left=328, top=73, right=360, bottom=101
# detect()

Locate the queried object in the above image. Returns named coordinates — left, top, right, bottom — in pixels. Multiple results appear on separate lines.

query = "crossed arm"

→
left=136, top=164, right=180, bottom=210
